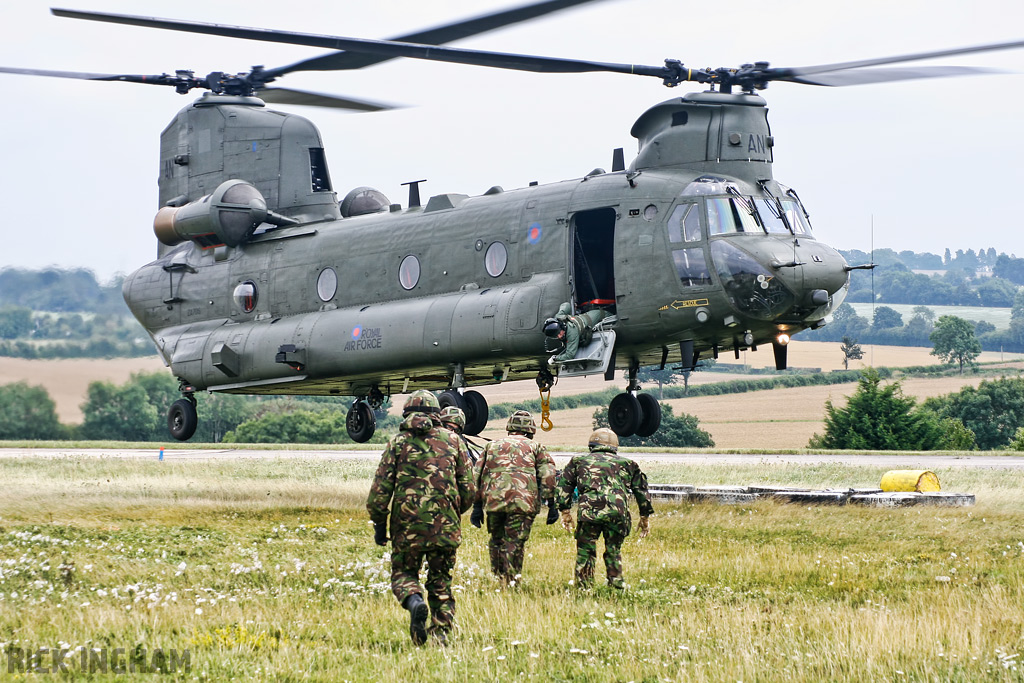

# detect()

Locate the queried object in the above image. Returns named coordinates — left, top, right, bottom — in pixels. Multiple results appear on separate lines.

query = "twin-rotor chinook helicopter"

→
left=4, top=2, right=1023, bottom=443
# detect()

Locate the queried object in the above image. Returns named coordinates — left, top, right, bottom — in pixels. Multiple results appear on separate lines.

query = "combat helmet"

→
left=439, top=405, right=466, bottom=433
left=403, top=390, right=440, bottom=415
left=588, top=427, right=618, bottom=453
left=506, top=409, right=537, bottom=435
left=542, top=317, right=564, bottom=337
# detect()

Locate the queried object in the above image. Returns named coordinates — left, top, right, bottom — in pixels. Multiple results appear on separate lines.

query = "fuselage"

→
left=123, top=91, right=850, bottom=400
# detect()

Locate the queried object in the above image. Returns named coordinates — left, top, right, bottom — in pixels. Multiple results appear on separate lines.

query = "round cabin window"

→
left=316, top=267, right=338, bottom=301
left=484, top=241, right=508, bottom=277
left=399, top=255, right=421, bottom=290
left=233, top=281, right=258, bottom=313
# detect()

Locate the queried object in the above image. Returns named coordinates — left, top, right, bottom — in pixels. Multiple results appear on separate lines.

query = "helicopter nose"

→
left=800, top=242, right=849, bottom=296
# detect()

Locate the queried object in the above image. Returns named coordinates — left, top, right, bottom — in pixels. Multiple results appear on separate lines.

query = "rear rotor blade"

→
left=784, top=65, right=1003, bottom=87
left=776, top=39, right=1024, bottom=79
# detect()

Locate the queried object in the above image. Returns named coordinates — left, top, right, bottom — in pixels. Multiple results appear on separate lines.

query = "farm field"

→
left=0, top=455, right=1021, bottom=681
left=848, top=303, right=1013, bottom=329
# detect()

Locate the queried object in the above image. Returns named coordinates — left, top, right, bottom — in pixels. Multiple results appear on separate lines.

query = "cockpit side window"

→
left=781, top=200, right=814, bottom=237
left=667, top=203, right=702, bottom=243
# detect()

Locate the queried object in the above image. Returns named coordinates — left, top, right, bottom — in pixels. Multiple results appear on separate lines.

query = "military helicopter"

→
left=3, top=2, right=1022, bottom=443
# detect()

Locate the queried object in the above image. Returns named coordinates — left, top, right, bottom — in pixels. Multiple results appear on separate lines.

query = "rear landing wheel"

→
left=346, top=401, right=376, bottom=443
left=608, top=393, right=641, bottom=437
left=634, top=392, right=662, bottom=438
left=462, top=390, right=489, bottom=436
left=168, top=398, right=198, bottom=441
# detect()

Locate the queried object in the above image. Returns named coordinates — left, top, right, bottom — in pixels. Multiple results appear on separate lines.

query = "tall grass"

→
left=0, top=455, right=1021, bottom=681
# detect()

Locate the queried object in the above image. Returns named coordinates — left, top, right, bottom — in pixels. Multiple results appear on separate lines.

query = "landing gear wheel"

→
left=168, top=398, right=198, bottom=441
left=634, top=393, right=662, bottom=438
left=438, top=390, right=468, bottom=412
left=346, top=402, right=376, bottom=443
left=608, top=393, right=642, bottom=437
left=462, top=390, right=489, bottom=436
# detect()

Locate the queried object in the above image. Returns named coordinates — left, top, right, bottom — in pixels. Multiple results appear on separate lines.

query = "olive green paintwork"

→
left=123, top=90, right=850, bottom=399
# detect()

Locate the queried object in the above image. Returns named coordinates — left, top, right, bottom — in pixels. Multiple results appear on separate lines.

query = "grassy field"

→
left=1, top=455, right=1022, bottom=681
left=848, top=303, right=1013, bottom=330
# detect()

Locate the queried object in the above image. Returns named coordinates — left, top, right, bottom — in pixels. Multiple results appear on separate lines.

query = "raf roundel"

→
left=351, top=326, right=362, bottom=340
left=527, top=222, right=542, bottom=244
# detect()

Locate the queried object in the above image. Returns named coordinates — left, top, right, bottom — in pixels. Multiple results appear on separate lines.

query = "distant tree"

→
left=1009, top=427, right=1024, bottom=452
left=976, top=277, right=1017, bottom=307
left=593, top=404, right=714, bottom=448
left=923, top=378, right=1024, bottom=450
left=872, top=306, right=903, bottom=330
left=912, top=305, right=935, bottom=322
left=79, top=381, right=159, bottom=441
left=831, top=303, right=869, bottom=338
left=993, top=254, right=1024, bottom=285
left=808, top=369, right=942, bottom=450
left=0, top=382, right=64, bottom=440
left=930, top=315, right=982, bottom=374
left=1011, top=289, right=1024, bottom=345
left=974, top=320, right=997, bottom=337
left=943, top=248, right=952, bottom=266
left=0, top=307, right=32, bottom=339
left=840, top=336, right=864, bottom=370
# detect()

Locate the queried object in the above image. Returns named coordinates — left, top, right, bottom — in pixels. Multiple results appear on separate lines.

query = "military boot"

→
left=402, top=593, right=429, bottom=646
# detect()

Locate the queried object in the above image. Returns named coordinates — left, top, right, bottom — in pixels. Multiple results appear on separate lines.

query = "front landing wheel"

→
left=168, top=398, right=198, bottom=441
left=347, top=402, right=377, bottom=443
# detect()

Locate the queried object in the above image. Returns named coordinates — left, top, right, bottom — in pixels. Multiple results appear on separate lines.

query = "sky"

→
left=0, top=0, right=1022, bottom=282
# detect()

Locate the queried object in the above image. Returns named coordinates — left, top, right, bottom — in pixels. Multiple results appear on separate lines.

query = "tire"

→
left=608, top=393, right=641, bottom=437
left=634, top=392, right=662, bottom=438
left=168, top=398, right=198, bottom=441
left=346, top=402, right=377, bottom=443
left=462, top=390, right=489, bottom=436
left=437, top=390, right=467, bottom=412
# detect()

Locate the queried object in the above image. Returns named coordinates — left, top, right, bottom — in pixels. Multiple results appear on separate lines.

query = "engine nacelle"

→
left=154, top=180, right=267, bottom=248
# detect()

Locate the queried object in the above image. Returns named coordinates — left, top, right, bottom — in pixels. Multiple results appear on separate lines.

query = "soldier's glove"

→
left=470, top=502, right=484, bottom=529
left=373, top=521, right=388, bottom=547
left=560, top=509, right=574, bottom=533
left=547, top=354, right=558, bottom=367
left=545, top=500, right=559, bottom=525
left=638, top=516, right=651, bottom=539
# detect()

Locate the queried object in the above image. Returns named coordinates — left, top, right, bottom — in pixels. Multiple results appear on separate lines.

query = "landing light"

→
left=777, top=333, right=791, bottom=346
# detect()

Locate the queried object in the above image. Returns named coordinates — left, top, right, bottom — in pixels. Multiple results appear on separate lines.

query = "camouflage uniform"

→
left=473, top=412, right=556, bottom=583
left=556, top=430, right=653, bottom=589
left=366, top=398, right=475, bottom=638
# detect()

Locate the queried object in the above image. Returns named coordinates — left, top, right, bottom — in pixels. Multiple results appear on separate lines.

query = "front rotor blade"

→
left=271, top=0, right=606, bottom=77
left=0, top=65, right=176, bottom=85
left=260, top=86, right=400, bottom=111
left=778, top=38, right=1024, bottom=79
left=50, top=9, right=670, bottom=80
left=784, top=65, right=1002, bottom=87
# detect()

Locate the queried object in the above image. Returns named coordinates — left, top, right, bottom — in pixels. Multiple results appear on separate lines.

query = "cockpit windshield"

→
left=706, top=197, right=760, bottom=235
left=754, top=199, right=790, bottom=234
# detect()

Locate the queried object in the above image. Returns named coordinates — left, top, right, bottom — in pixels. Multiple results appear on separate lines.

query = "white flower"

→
left=177, top=562, right=187, bottom=571
left=935, top=576, right=951, bottom=583
left=195, top=608, right=203, bottom=615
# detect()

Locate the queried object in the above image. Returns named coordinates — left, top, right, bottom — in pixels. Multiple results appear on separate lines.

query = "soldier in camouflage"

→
left=471, top=409, right=557, bottom=585
left=439, top=405, right=479, bottom=464
left=556, top=427, right=653, bottom=589
left=366, top=390, right=476, bottom=645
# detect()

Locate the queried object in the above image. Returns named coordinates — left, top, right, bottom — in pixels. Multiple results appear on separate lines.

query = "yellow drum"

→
left=880, top=470, right=941, bottom=492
